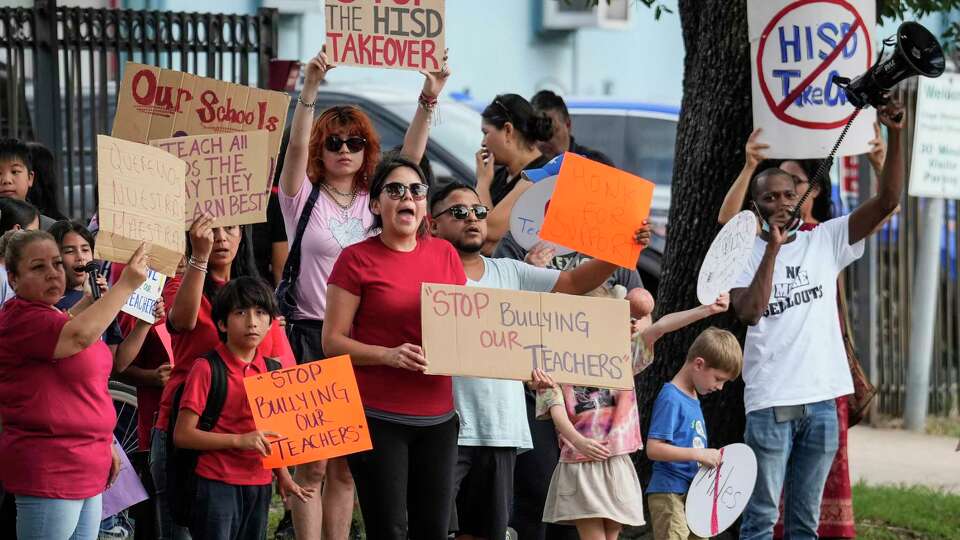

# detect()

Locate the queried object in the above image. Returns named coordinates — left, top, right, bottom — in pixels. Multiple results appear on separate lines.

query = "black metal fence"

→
left=0, top=0, right=278, bottom=219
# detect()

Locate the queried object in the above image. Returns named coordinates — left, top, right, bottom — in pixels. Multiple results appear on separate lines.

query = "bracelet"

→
left=188, top=256, right=208, bottom=273
left=297, top=93, right=317, bottom=108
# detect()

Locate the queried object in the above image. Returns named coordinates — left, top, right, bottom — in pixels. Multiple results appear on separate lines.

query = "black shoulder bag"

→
left=276, top=181, right=321, bottom=319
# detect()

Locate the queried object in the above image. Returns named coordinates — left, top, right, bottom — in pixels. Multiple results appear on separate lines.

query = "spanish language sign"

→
left=243, top=355, right=372, bottom=468
left=120, top=269, right=166, bottom=324
left=151, top=131, right=271, bottom=228
left=325, top=0, right=445, bottom=71
left=539, top=152, right=654, bottom=269
left=421, top=283, right=633, bottom=390
left=908, top=74, right=960, bottom=199
left=94, top=135, right=186, bottom=277
left=748, top=0, right=877, bottom=158
left=686, top=443, right=758, bottom=538
left=697, top=211, right=758, bottom=305
left=111, top=62, right=289, bottom=200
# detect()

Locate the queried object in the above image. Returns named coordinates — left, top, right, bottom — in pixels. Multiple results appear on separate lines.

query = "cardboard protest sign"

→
left=121, top=269, right=166, bottom=324
left=539, top=152, right=654, bottom=269
left=421, top=283, right=633, bottom=390
left=748, top=0, right=877, bottom=158
left=151, top=131, right=271, bottom=228
left=111, top=62, right=289, bottom=201
left=909, top=74, right=960, bottom=199
left=243, top=355, right=371, bottom=468
left=686, top=443, right=758, bottom=537
left=325, top=0, right=445, bottom=71
left=697, top=211, right=759, bottom=305
left=94, top=135, right=186, bottom=277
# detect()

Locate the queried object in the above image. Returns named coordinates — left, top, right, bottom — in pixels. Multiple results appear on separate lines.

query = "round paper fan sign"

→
left=685, top=442, right=758, bottom=538
left=697, top=211, right=758, bottom=305
left=509, top=175, right=573, bottom=256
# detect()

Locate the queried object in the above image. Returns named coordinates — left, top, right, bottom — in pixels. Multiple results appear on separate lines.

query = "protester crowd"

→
left=0, top=45, right=906, bottom=540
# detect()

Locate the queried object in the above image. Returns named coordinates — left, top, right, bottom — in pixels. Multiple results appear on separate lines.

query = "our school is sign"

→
left=748, top=0, right=877, bottom=158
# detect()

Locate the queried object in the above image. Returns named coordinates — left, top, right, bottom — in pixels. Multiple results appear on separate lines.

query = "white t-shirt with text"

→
left=733, top=215, right=864, bottom=413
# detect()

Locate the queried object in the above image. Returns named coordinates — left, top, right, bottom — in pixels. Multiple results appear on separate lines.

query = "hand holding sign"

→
left=686, top=443, right=758, bottom=538
left=697, top=211, right=758, bottom=305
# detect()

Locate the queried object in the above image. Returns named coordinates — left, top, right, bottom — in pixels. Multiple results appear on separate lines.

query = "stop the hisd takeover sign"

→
left=748, top=0, right=877, bottom=158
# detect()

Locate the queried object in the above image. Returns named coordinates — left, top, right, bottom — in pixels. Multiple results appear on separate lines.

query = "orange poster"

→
left=243, top=355, right=371, bottom=468
left=539, top=152, right=655, bottom=269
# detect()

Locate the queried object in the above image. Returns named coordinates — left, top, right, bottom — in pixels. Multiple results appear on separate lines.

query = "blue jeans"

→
left=149, top=428, right=191, bottom=540
left=15, top=494, right=102, bottom=540
left=740, top=400, right=839, bottom=540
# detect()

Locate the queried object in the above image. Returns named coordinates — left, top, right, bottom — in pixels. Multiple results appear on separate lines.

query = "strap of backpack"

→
left=264, top=357, right=283, bottom=372
left=280, top=181, right=322, bottom=286
left=197, top=350, right=229, bottom=432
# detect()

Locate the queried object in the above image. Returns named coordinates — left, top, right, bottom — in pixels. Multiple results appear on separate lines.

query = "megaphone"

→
left=835, top=21, right=945, bottom=109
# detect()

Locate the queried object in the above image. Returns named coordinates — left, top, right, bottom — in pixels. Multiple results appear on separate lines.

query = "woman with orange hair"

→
left=277, top=47, right=451, bottom=539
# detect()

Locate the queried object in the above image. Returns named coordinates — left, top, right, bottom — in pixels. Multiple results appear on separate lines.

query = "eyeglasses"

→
left=434, top=204, right=489, bottom=221
left=383, top=182, right=429, bottom=201
left=324, top=135, right=367, bottom=153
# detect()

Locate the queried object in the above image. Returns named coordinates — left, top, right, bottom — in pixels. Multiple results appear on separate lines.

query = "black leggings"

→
left=347, top=415, right=459, bottom=540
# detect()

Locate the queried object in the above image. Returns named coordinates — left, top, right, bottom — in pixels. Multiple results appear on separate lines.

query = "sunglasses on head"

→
left=435, top=204, right=489, bottom=220
left=494, top=98, right=513, bottom=124
left=324, top=135, right=367, bottom=153
left=383, top=182, right=429, bottom=201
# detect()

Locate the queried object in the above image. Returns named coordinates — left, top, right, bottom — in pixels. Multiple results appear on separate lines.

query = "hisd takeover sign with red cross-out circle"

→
left=748, top=0, right=877, bottom=159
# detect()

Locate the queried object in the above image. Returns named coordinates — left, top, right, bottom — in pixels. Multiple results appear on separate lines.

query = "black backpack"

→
left=165, top=350, right=282, bottom=527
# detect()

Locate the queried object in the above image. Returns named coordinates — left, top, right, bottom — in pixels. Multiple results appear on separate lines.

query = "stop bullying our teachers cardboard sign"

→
left=748, top=0, right=877, bottom=158
left=325, top=0, right=445, bottom=71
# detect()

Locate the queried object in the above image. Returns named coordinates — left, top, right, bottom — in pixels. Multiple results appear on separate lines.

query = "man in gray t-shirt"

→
left=430, top=182, right=649, bottom=540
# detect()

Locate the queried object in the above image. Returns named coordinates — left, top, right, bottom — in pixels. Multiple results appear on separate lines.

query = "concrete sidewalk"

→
left=848, top=425, right=960, bottom=493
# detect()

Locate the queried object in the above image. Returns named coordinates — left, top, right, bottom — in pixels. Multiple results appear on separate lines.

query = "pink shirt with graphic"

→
left=537, top=384, right=643, bottom=463
left=278, top=177, right=374, bottom=321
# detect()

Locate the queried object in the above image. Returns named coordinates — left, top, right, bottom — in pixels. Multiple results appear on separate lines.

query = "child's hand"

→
left=236, top=430, right=280, bottom=456
left=708, top=293, right=730, bottom=315
left=696, top=448, right=723, bottom=469
left=151, top=297, right=166, bottom=325
left=529, top=368, right=556, bottom=391
left=278, top=471, right=317, bottom=503
left=151, top=364, right=172, bottom=387
left=573, top=435, right=611, bottom=461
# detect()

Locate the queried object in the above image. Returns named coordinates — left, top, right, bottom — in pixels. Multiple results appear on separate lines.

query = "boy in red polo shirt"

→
left=173, top=277, right=314, bottom=540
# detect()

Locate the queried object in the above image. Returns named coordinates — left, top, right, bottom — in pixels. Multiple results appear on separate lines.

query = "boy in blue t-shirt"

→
left=646, top=327, right=743, bottom=540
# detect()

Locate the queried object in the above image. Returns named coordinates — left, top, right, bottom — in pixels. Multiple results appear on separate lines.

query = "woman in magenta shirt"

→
left=324, top=155, right=467, bottom=539
left=0, top=230, right=147, bottom=539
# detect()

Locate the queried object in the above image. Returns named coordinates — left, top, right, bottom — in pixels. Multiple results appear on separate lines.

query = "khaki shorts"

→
left=647, top=492, right=705, bottom=540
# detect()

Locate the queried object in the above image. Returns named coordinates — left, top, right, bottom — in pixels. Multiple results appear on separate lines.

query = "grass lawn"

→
left=854, top=483, right=960, bottom=539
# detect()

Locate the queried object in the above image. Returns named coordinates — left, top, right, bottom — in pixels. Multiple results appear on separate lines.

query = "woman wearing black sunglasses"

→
left=276, top=46, right=451, bottom=540
left=323, top=154, right=466, bottom=539
left=474, top=94, right=554, bottom=255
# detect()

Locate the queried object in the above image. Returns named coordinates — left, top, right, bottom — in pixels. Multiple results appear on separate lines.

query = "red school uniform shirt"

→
left=327, top=235, right=466, bottom=416
left=118, top=314, right=172, bottom=451
left=0, top=298, right=115, bottom=499
left=154, top=275, right=295, bottom=431
left=179, top=343, right=292, bottom=485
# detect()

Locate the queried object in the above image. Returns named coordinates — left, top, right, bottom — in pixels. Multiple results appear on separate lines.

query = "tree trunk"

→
left=635, top=0, right=753, bottom=482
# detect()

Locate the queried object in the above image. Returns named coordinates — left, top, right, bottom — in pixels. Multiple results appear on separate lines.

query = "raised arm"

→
left=399, top=51, right=451, bottom=164
left=54, top=245, right=147, bottom=359
left=481, top=179, right=533, bottom=254
left=642, top=293, right=729, bottom=349
left=719, top=128, right=768, bottom=225
left=167, top=216, right=213, bottom=333
left=279, top=49, right=332, bottom=198
left=731, top=226, right=784, bottom=325
left=848, top=102, right=905, bottom=244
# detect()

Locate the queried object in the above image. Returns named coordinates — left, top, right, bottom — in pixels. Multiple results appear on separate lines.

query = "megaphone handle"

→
left=791, top=107, right=864, bottom=222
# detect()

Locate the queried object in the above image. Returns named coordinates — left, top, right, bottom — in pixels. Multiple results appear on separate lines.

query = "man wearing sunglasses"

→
left=429, top=182, right=650, bottom=540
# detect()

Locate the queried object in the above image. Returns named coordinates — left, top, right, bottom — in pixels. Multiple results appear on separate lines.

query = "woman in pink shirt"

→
left=276, top=46, right=451, bottom=538
left=0, top=231, right=147, bottom=539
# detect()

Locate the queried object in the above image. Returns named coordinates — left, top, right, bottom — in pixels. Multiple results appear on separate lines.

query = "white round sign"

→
left=685, top=443, right=758, bottom=538
left=697, top=211, right=758, bottom=305
left=509, top=175, right=573, bottom=255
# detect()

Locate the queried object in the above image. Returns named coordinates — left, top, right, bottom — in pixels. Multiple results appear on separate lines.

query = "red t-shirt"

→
left=0, top=298, right=115, bottom=499
left=179, top=343, right=290, bottom=485
left=118, top=314, right=172, bottom=451
left=328, top=235, right=466, bottom=416
left=154, top=275, right=295, bottom=431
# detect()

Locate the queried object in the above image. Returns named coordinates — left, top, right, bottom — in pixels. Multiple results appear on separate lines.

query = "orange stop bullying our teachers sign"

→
left=243, top=355, right=371, bottom=468
left=540, top=153, right=655, bottom=269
